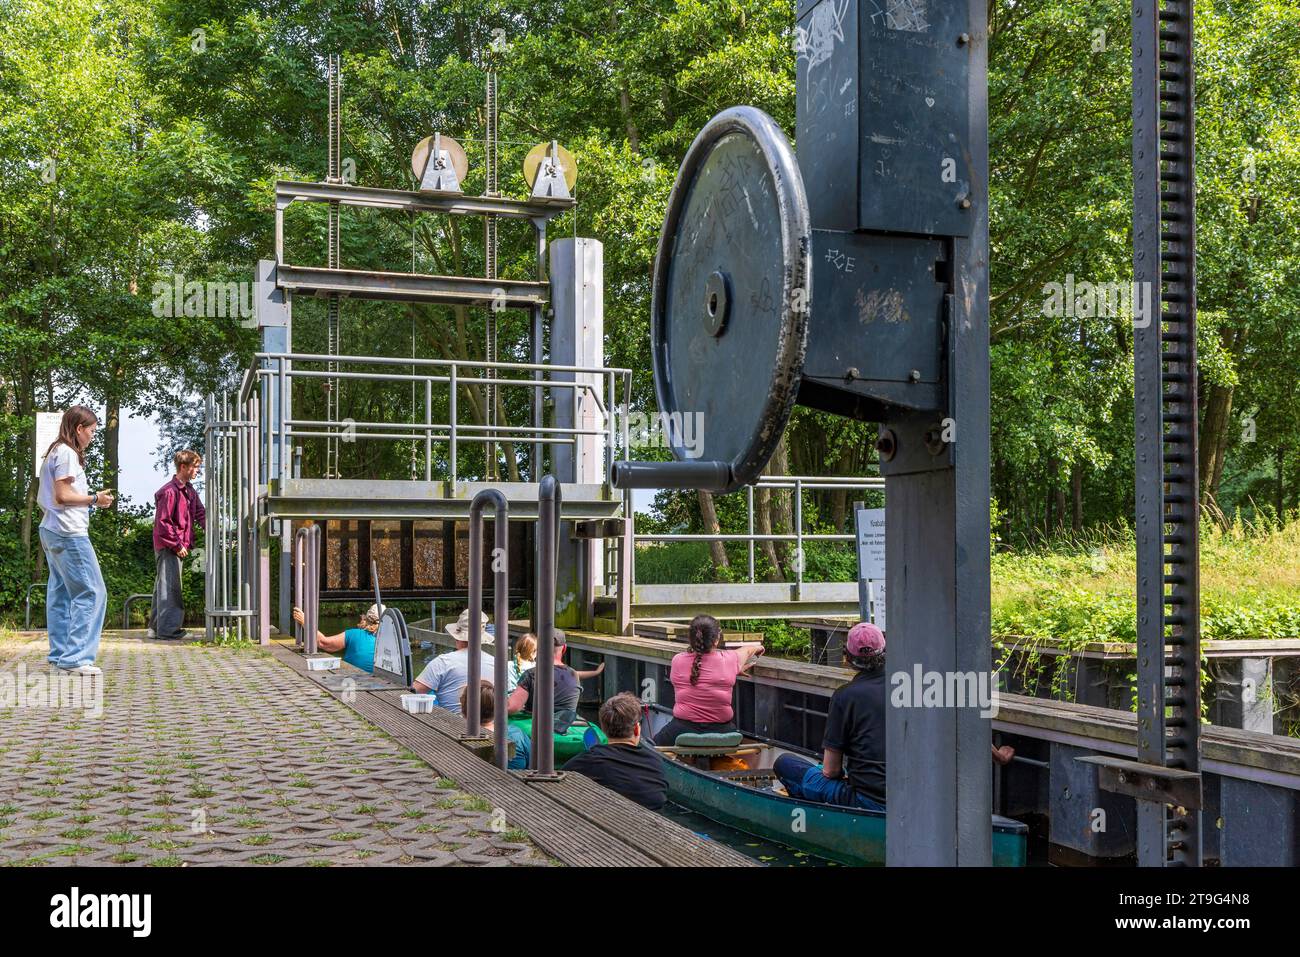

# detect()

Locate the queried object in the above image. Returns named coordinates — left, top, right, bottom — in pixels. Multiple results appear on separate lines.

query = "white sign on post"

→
left=855, top=507, right=886, bottom=581
left=34, top=412, right=62, bottom=477
left=854, top=506, right=886, bottom=630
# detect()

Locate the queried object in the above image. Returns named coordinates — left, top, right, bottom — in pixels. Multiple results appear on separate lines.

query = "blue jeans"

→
left=39, top=527, right=106, bottom=669
left=773, top=754, right=886, bottom=812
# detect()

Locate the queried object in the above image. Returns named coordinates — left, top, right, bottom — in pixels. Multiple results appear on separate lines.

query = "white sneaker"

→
left=66, top=664, right=102, bottom=676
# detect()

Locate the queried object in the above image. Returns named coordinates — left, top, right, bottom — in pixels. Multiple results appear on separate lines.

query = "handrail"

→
left=25, top=582, right=46, bottom=629
left=530, top=475, right=562, bottom=778
left=624, top=475, right=883, bottom=596
left=122, top=593, right=153, bottom=630
left=465, top=489, right=511, bottom=768
left=255, top=350, right=632, bottom=487
left=252, top=351, right=632, bottom=377
left=294, top=525, right=320, bottom=654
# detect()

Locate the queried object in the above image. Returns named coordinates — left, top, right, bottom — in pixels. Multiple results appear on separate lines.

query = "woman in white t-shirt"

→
left=37, top=406, right=114, bottom=675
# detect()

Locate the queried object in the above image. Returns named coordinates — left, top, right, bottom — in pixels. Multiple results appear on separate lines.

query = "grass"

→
left=637, top=512, right=1300, bottom=651
left=991, top=512, right=1300, bottom=644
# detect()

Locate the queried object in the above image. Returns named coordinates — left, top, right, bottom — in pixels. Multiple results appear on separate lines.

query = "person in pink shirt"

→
left=148, top=450, right=204, bottom=640
left=654, top=614, right=764, bottom=745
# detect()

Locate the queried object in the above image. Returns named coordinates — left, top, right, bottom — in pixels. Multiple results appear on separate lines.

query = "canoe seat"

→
left=673, top=731, right=743, bottom=749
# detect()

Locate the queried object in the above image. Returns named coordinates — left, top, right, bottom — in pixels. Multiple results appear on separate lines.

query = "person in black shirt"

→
left=773, top=622, right=887, bottom=811
left=507, top=629, right=604, bottom=733
left=562, top=693, right=667, bottom=810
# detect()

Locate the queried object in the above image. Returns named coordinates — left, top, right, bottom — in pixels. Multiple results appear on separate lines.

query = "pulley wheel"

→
left=411, top=134, right=468, bottom=184
left=523, top=141, right=577, bottom=191
left=651, top=106, right=810, bottom=492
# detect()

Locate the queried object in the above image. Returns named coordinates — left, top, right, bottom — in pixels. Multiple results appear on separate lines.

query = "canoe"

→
left=662, top=745, right=1028, bottom=867
left=508, top=713, right=607, bottom=763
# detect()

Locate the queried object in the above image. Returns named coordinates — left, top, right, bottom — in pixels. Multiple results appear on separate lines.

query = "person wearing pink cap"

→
left=773, top=621, right=888, bottom=810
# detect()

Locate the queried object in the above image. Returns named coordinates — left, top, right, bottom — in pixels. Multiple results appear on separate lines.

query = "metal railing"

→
left=531, top=475, right=562, bottom=778
left=464, top=489, right=510, bottom=765
left=240, top=351, right=632, bottom=486
left=24, top=582, right=46, bottom=629
left=204, top=392, right=260, bottom=642
left=122, top=593, right=153, bottom=630
left=620, top=474, right=884, bottom=600
left=294, top=524, right=321, bottom=654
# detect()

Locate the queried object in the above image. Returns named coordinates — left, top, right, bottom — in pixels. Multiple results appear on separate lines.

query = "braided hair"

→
left=686, top=614, right=721, bottom=685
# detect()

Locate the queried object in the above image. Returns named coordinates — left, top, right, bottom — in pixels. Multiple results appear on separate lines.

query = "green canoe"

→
left=508, top=713, right=607, bottom=764
left=663, top=752, right=1028, bottom=867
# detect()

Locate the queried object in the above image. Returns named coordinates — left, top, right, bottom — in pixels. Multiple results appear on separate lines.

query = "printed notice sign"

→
left=34, top=412, right=62, bottom=477
left=855, top=507, right=886, bottom=582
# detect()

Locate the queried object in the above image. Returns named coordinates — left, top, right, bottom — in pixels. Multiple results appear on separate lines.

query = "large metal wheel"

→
left=651, top=106, right=811, bottom=493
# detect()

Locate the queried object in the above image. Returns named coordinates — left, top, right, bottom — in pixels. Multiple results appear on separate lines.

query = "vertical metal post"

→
left=532, top=303, right=543, bottom=477
left=606, top=371, right=616, bottom=480
left=306, top=524, right=320, bottom=655
left=884, top=0, right=992, bottom=866
left=1132, top=0, right=1201, bottom=867
left=294, top=527, right=306, bottom=647
left=794, top=478, right=804, bottom=600
left=747, top=484, right=756, bottom=583
left=424, top=377, right=433, bottom=482
left=465, top=490, right=511, bottom=762
left=491, top=501, right=510, bottom=767
left=278, top=357, right=289, bottom=485
left=466, top=502, right=485, bottom=739
left=204, top=395, right=215, bottom=640
left=449, top=364, right=458, bottom=480
left=530, top=475, right=561, bottom=776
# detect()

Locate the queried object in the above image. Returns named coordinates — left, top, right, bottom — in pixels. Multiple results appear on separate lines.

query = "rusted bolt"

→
left=876, top=428, right=897, bottom=463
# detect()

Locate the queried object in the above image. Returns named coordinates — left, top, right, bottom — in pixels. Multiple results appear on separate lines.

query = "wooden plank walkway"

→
left=269, top=644, right=753, bottom=867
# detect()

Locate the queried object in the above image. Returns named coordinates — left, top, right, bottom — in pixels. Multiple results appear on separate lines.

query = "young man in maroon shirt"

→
left=148, top=450, right=205, bottom=640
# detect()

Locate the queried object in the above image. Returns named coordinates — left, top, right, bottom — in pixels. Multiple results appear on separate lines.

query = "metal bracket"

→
left=419, top=133, right=463, bottom=194
left=877, top=412, right=953, bottom=477
left=1076, top=755, right=1203, bottom=811
left=530, top=141, right=572, bottom=202
left=571, top=518, right=626, bottom=540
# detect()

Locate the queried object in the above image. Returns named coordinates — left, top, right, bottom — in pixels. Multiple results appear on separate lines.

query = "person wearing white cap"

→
left=411, top=608, right=517, bottom=715
left=292, top=603, right=383, bottom=674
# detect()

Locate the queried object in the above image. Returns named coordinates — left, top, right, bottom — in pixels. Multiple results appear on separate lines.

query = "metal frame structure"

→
left=615, top=474, right=884, bottom=621
left=293, top=523, right=321, bottom=654
left=527, top=475, right=562, bottom=778
left=464, top=488, right=511, bottom=766
left=1127, top=0, right=1203, bottom=867
left=203, top=392, right=260, bottom=642
left=239, top=351, right=631, bottom=489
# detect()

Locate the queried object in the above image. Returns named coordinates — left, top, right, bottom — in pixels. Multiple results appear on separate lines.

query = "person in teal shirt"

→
left=293, top=603, right=382, bottom=673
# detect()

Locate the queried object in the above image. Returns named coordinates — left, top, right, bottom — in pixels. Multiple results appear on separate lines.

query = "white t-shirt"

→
left=38, top=443, right=90, bottom=536
left=416, top=647, right=517, bottom=716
